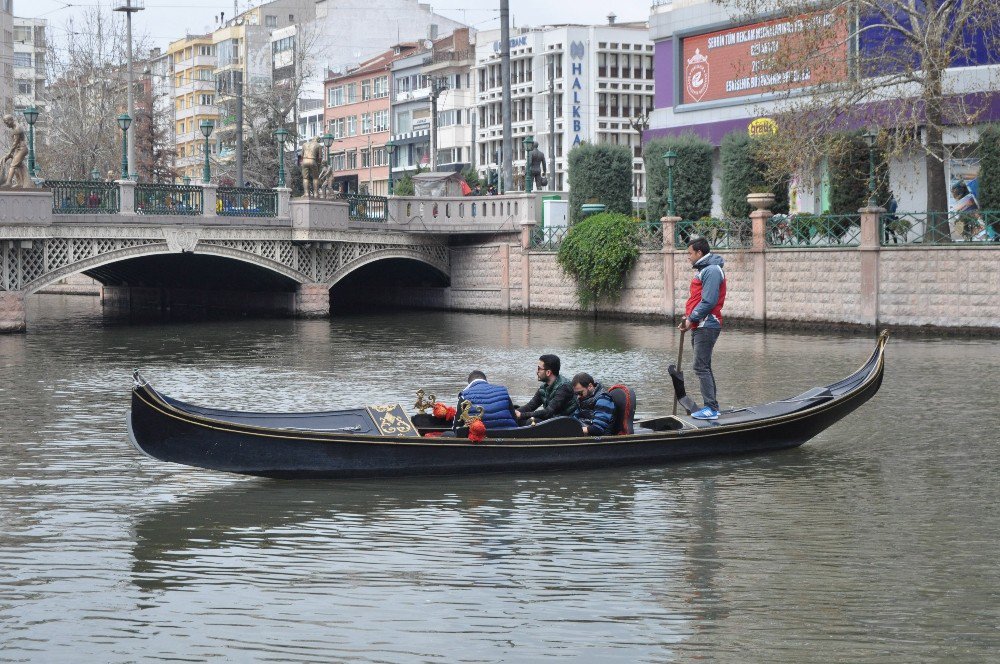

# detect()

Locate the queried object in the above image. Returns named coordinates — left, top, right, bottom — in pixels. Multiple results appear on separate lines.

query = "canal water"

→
left=1, top=295, right=997, bottom=662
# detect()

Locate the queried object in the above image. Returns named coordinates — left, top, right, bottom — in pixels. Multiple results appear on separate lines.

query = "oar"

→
left=672, top=327, right=686, bottom=415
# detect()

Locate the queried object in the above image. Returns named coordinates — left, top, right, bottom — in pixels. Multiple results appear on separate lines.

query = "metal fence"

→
left=135, top=183, right=203, bottom=215
left=48, top=180, right=120, bottom=214
left=765, top=214, right=861, bottom=248
left=217, top=187, right=277, bottom=217
left=880, top=210, right=1000, bottom=245
left=347, top=194, right=388, bottom=222
left=674, top=218, right=754, bottom=249
left=530, top=226, right=570, bottom=250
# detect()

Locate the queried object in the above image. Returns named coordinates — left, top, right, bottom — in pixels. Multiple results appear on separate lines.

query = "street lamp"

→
left=200, top=119, right=215, bottom=184
left=663, top=150, right=678, bottom=217
left=385, top=141, right=396, bottom=195
left=91, top=167, right=101, bottom=181
left=321, top=132, right=334, bottom=166
left=863, top=129, right=878, bottom=207
left=22, top=106, right=39, bottom=178
left=273, top=127, right=289, bottom=187
left=117, top=113, right=132, bottom=179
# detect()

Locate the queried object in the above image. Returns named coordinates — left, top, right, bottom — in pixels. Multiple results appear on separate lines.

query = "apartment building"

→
left=475, top=21, right=654, bottom=197
left=167, top=35, right=218, bottom=181
left=420, top=28, right=476, bottom=173
left=1, top=0, right=12, bottom=115
left=324, top=47, right=407, bottom=195
left=389, top=45, right=433, bottom=177
left=12, top=17, right=45, bottom=115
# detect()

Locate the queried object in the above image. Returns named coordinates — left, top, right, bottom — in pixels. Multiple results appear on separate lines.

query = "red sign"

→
left=681, top=11, right=848, bottom=105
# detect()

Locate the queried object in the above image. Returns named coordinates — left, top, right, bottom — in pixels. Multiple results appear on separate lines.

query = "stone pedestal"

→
left=749, top=209, right=773, bottom=324
left=0, top=190, right=53, bottom=226
left=295, top=283, right=330, bottom=318
left=660, top=216, right=682, bottom=319
left=276, top=187, right=292, bottom=220
left=202, top=183, right=217, bottom=217
left=0, top=291, right=26, bottom=333
left=859, top=206, right=885, bottom=327
left=117, top=180, right=136, bottom=216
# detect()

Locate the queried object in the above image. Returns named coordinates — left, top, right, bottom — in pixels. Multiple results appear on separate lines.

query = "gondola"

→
left=126, top=331, right=888, bottom=479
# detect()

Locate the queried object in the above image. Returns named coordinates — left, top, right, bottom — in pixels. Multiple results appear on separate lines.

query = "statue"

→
left=300, top=139, right=324, bottom=197
left=1, top=115, right=33, bottom=189
left=527, top=139, right=547, bottom=191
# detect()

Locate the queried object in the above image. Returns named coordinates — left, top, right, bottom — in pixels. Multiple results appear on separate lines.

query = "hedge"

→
left=643, top=134, right=713, bottom=223
left=567, top=143, right=634, bottom=224
left=720, top=131, right=789, bottom=218
left=977, top=125, right=1000, bottom=210
left=556, top=212, right=640, bottom=307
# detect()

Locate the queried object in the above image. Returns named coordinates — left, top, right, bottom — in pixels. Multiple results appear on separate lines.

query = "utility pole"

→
left=236, top=78, right=244, bottom=186
left=430, top=77, right=447, bottom=171
left=114, top=0, right=144, bottom=180
left=549, top=53, right=556, bottom=191
left=500, top=0, right=512, bottom=192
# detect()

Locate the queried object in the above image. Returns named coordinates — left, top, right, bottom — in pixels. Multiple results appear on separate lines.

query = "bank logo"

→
left=570, top=41, right=585, bottom=60
left=686, top=48, right=710, bottom=102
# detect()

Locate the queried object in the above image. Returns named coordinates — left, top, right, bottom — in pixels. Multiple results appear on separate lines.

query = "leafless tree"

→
left=721, top=0, right=1000, bottom=237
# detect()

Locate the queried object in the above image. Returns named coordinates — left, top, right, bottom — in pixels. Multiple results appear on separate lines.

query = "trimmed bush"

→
left=643, top=134, right=713, bottom=223
left=977, top=124, right=1000, bottom=210
left=720, top=131, right=789, bottom=218
left=827, top=132, right=889, bottom=214
left=557, top=212, right=640, bottom=307
left=567, top=143, right=633, bottom=224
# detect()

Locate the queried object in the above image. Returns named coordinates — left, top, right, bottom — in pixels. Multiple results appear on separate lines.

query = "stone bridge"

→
left=1, top=185, right=549, bottom=332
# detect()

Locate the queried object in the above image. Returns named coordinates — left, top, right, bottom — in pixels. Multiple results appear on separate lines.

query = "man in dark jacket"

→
left=571, top=373, right=616, bottom=436
left=457, top=370, right=518, bottom=430
left=680, top=236, right=727, bottom=420
left=515, top=354, right=578, bottom=422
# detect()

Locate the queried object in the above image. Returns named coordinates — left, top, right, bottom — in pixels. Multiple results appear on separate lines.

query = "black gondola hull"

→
left=126, top=334, right=885, bottom=479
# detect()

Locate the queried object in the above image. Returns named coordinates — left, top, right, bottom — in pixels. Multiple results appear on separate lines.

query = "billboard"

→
left=680, top=11, right=848, bottom=105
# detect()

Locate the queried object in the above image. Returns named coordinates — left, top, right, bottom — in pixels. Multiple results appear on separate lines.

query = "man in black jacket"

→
left=515, top=354, right=578, bottom=422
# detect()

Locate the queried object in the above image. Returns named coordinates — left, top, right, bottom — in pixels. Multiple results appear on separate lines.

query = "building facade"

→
left=390, top=45, right=433, bottom=177
left=1, top=0, right=13, bottom=115
left=12, top=17, right=45, bottom=115
left=646, top=0, right=1000, bottom=214
left=324, top=48, right=403, bottom=195
left=167, top=35, right=218, bottom=181
left=475, top=21, right=654, bottom=196
left=421, top=28, right=476, bottom=173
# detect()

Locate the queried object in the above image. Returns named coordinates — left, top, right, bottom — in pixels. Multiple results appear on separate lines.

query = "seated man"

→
left=456, top=370, right=518, bottom=430
left=571, top=373, right=617, bottom=436
left=515, top=354, right=579, bottom=423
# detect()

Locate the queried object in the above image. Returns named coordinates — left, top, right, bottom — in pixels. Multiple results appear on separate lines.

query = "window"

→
left=199, top=45, right=214, bottom=56
left=373, top=109, right=389, bottom=132
left=13, top=26, right=30, bottom=43
left=361, top=113, right=372, bottom=134
left=361, top=79, right=372, bottom=100
left=265, top=15, right=277, bottom=27
left=372, top=147, right=387, bottom=167
left=394, top=110, right=411, bottom=133
left=346, top=115, right=357, bottom=136
left=16, top=80, right=31, bottom=94
left=327, top=86, right=344, bottom=107
left=347, top=83, right=357, bottom=103
left=13, top=52, right=30, bottom=67
left=199, top=94, right=214, bottom=105
left=373, top=76, right=389, bottom=98
left=347, top=150, right=357, bottom=169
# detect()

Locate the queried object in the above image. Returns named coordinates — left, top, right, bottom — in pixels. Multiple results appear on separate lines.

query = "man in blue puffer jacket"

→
left=456, top=370, right=519, bottom=430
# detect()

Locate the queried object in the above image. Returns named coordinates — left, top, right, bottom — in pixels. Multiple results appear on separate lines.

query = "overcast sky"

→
left=19, top=0, right=654, bottom=49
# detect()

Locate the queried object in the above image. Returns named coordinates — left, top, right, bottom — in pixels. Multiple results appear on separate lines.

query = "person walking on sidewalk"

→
left=679, top=236, right=727, bottom=420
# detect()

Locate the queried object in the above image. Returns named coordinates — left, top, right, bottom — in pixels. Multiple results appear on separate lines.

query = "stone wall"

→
left=764, top=250, right=863, bottom=325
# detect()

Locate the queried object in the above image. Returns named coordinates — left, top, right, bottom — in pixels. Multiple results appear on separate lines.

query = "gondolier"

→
left=679, top=236, right=726, bottom=420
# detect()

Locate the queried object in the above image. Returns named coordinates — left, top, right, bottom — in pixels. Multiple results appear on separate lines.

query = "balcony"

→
left=422, top=49, right=475, bottom=74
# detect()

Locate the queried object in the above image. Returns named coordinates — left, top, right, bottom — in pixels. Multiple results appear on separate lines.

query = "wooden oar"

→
left=673, top=327, right=686, bottom=415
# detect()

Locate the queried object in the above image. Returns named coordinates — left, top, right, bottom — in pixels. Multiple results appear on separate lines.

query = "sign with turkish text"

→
left=681, top=10, right=848, bottom=105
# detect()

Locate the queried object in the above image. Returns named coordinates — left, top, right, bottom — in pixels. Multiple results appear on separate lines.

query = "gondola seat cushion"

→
left=607, top=384, right=636, bottom=434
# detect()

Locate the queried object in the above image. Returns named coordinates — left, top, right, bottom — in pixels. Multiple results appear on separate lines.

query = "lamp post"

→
left=663, top=150, right=678, bottom=217
left=273, top=127, right=289, bottom=187
left=200, top=119, right=215, bottom=184
left=863, top=129, right=878, bottom=207
left=91, top=167, right=101, bottom=181
left=117, top=113, right=132, bottom=179
left=22, top=106, right=39, bottom=178
left=321, top=132, right=334, bottom=167
left=386, top=141, right=396, bottom=195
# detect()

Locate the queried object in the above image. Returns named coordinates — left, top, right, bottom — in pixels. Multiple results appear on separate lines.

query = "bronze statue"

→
left=526, top=139, right=547, bottom=190
left=2, top=115, right=33, bottom=189
left=300, top=139, right=324, bottom=197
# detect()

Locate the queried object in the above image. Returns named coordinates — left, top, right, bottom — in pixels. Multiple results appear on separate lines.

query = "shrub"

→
left=977, top=124, right=1000, bottom=211
left=557, top=212, right=640, bottom=307
left=643, top=134, right=713, bottom=222
left=567, top=143, right=633, bottom=223
left=827, top=132, right=889, bottom=214
left=720, top=131, right=790, bottom=218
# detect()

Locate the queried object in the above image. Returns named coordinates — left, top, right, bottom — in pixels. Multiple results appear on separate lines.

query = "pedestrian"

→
left=679, top=236, right=726, bottom=420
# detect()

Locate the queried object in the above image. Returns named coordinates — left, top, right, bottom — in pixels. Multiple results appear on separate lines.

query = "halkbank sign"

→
left=570, top=40, right=586, bottom=146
